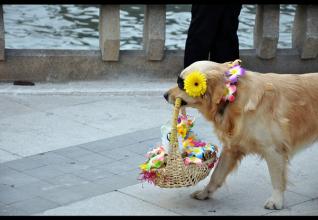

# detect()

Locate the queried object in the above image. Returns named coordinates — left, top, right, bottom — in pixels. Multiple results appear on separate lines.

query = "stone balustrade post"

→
left=253, top=5, right=280, bottom=59
left=143, top=5, right=166, bottom=61
left=292, top=5, right=318, bottom=59
left=0, top=5, right=5, bottom=61
left=99, top=5, right=120, bottom=61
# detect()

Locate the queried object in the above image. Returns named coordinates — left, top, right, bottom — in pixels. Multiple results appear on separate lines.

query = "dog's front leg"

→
left=191, top=148, right=244, bottom=200
left=263, top=148, right=288, bottom=210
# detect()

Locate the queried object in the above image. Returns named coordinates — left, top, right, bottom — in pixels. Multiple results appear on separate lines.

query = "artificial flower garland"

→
left=223, top=59, right=245, bottom=103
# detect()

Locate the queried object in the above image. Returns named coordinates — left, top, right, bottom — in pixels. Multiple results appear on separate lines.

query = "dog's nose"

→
left=163, top=92, right=169, bottom=101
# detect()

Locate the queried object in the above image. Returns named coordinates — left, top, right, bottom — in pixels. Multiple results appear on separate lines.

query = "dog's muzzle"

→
left=163, top=92, right=187, bottom=106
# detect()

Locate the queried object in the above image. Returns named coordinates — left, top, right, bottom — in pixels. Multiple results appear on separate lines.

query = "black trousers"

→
left=184, top=4, right=242, bottom=68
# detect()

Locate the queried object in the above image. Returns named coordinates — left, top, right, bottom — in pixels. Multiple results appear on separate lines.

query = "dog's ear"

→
left=204, top=70, right=225, bottom=105
left=211, top=83, right=225, bottom=105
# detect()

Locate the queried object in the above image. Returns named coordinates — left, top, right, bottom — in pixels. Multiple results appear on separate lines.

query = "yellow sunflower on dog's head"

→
left=184, top=71, right=207, bottom=97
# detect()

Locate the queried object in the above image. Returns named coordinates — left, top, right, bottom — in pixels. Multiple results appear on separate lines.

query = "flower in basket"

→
left=139, top=146, right=166, bottom=172
left=138, top=146, right=167, bottom=185
left=184, top=157, right=203, bottom=165
left=145, top=146, right=165, bottom=159
left=185, top=147, right=205, bottom=159
left=177, top=126, right=187, bottom=138
left=178, top=115, right=219, bottom=166
left=177, top=114, right=195, bottom=138
left=178, top=114, right=194, bottom=129
left=182, top=136, right=194, bottom=148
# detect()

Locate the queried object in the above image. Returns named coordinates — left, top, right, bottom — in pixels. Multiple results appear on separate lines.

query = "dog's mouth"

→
left=164, top=92, right=187, bottom=106
left=180, top=99, right=188, bottom=106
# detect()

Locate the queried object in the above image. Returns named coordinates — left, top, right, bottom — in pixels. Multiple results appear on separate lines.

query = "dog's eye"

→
left=177, top=76, right=185, bottom=90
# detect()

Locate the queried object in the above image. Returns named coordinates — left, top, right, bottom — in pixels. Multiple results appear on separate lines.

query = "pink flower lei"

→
left=222, top=60, right=245, bottom=103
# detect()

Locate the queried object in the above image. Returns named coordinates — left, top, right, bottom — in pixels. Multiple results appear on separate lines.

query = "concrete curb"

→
left=0, top=90, right=167, bottom=96
left=0, top=80, right=176, bottom=96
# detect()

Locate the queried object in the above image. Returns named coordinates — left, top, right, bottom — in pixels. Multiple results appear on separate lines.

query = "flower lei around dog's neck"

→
left=179, top=59, right=245, bottom=103
left=222, top=59, right=245, bottom=103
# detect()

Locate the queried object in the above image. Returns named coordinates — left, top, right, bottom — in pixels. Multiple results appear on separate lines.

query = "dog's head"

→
left=164, top=61, right=233, bottom=112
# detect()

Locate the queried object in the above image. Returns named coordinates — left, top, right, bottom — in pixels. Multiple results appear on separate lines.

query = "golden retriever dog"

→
left=164, top=60, right=318, bottom=210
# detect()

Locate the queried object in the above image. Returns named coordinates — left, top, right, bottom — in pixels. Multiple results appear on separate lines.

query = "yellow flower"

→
left=139, top=163, right=147, bottom=171
left=184, top=71, right=207, bottom=97
left=177, top=127, right=187, bottom=138
left=229, top=68, right=238, bottom=75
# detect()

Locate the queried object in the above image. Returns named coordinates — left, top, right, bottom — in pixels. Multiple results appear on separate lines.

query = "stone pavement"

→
left=0, top=127, right=160, bottom=215
left=0, top=80, right=317, bottom=216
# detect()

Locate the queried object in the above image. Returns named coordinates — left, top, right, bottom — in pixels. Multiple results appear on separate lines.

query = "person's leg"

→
left=184, top=5, right=225, bottom=68
left=209, top=5, right=242, bottom=63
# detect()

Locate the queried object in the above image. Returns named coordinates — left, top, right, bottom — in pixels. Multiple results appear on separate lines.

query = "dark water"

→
left=2, top=4, right=296, bottom=50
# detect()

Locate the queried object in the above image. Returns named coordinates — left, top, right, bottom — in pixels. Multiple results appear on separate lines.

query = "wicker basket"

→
left=153, top=97, right=218, bottom=188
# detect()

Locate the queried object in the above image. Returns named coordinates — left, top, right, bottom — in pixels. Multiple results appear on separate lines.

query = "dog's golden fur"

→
left=164, top=60, right=318, bottom=210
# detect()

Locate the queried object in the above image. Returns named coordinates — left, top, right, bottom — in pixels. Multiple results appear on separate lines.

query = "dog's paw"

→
left=264, top=196, right=283, bottom=210
left=191, top=190, right=210, bottom=200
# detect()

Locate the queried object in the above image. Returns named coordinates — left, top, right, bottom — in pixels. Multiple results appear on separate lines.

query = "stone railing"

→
left=0, top=4, right=317, bottom=82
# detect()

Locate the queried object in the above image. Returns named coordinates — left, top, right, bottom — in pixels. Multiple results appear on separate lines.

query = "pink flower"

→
left=222, top=83, right=237, bottom=103
left=192, top=140, right=206, bottom=147
left=184, top=157, right=203, bottom=165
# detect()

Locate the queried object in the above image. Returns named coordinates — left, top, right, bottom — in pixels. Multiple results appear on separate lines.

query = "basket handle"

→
left=169, top=97, right=183, bottom=154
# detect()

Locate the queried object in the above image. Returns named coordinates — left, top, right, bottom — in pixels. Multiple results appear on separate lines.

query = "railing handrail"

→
left=0, top=5, right=4, bottom=61
left=0, top=4, right=317, bottom=82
